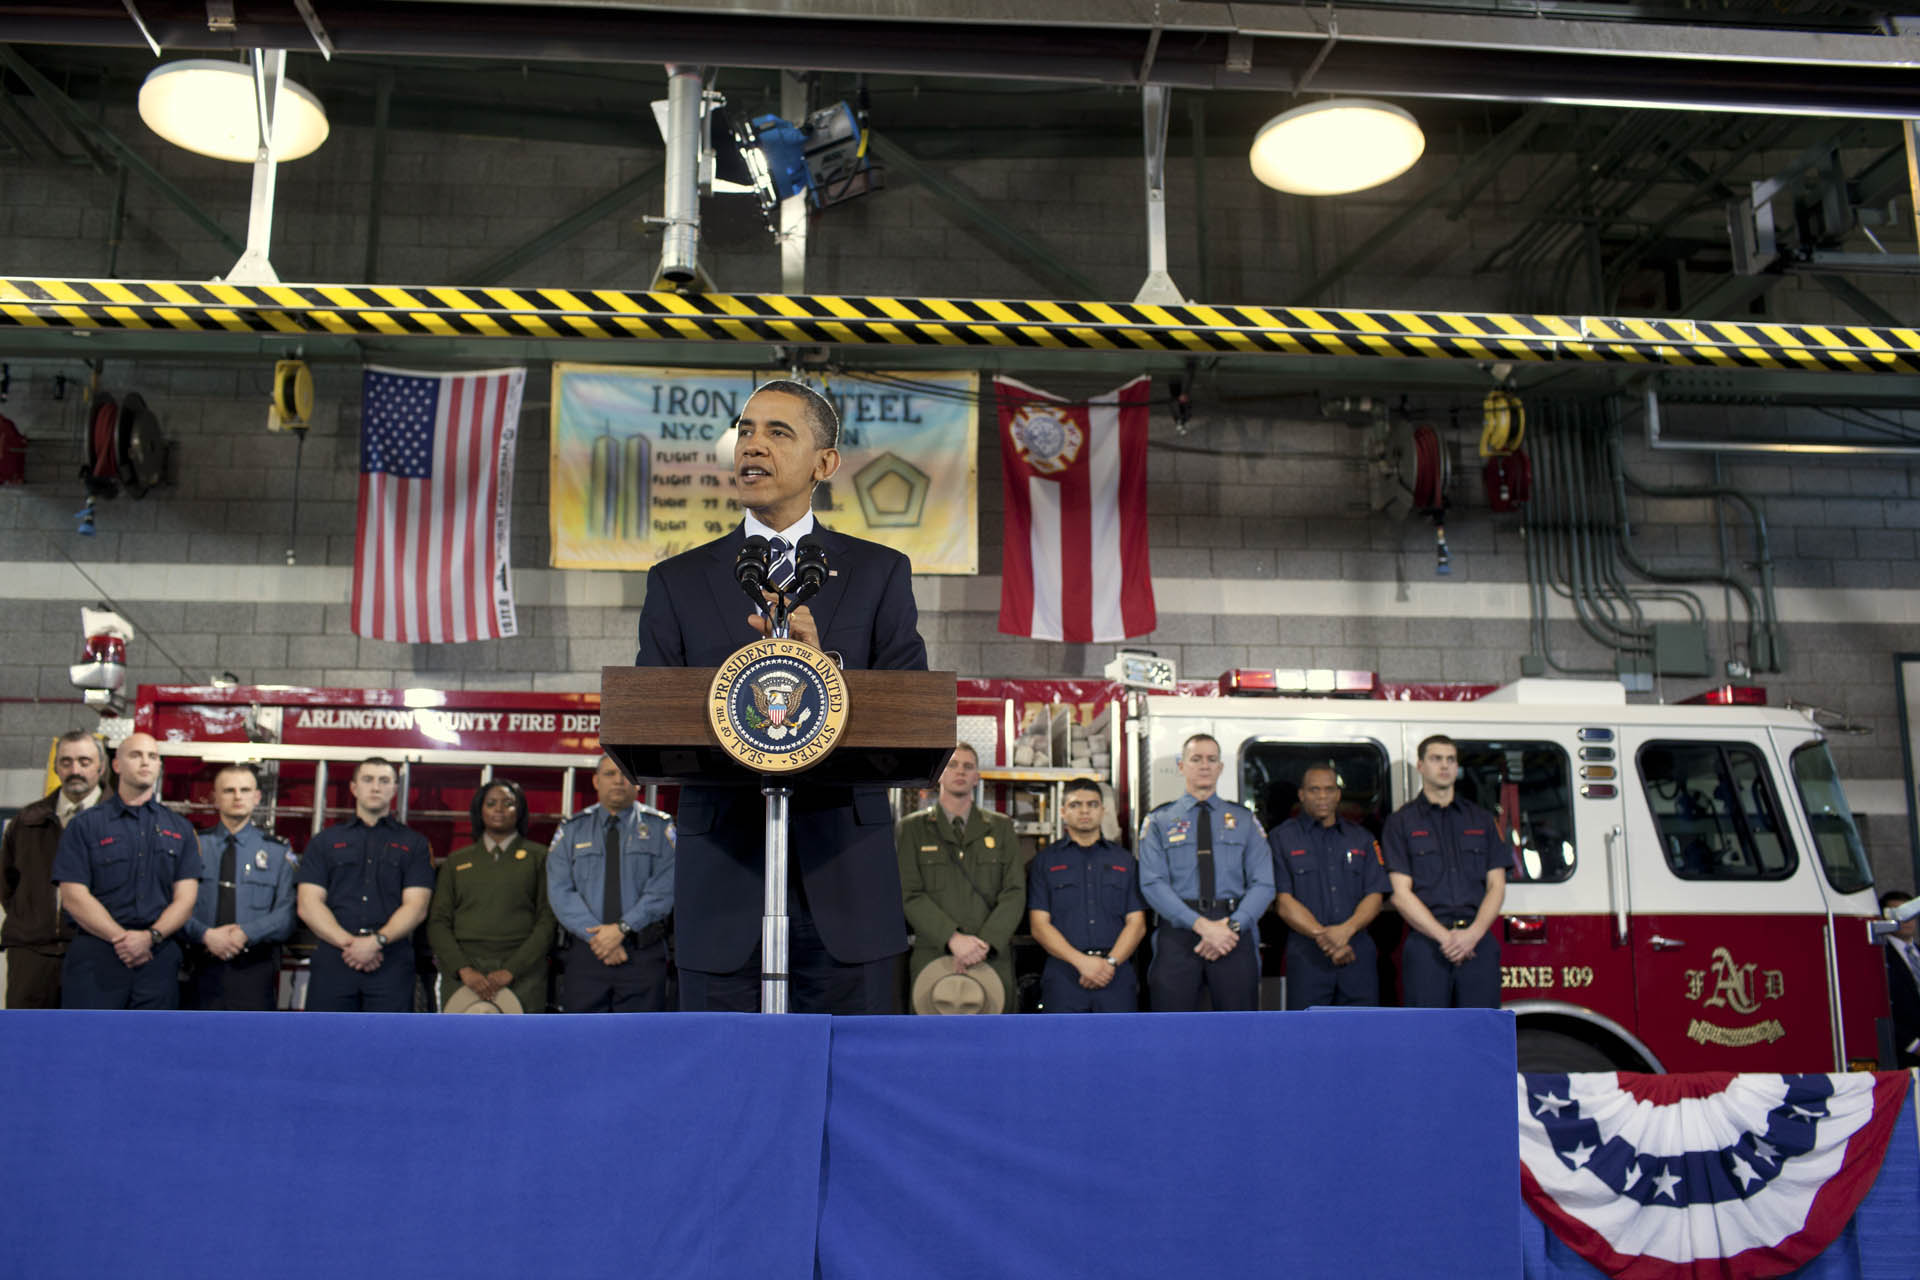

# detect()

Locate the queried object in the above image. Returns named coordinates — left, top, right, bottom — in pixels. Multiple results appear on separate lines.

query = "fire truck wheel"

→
left=1515, top=1027, right=1621, bottom=1074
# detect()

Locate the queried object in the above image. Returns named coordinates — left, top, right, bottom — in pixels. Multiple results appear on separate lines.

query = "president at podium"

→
left=636, top=379, right=927, bottom=1013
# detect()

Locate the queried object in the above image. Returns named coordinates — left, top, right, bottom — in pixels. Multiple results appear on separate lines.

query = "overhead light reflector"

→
left=1249, top=99, right=1424, bottom=197
left=138, top=60, right=329, bottom=163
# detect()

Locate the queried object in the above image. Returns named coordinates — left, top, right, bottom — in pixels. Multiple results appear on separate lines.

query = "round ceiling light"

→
left=137, top=60, right=329, bottom=163
left=1248, top=98, right=1425, bottom=197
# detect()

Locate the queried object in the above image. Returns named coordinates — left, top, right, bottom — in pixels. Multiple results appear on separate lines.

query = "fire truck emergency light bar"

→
left=1681, top=685, right=1770, bottom=706
left=1220, top=668, right=1379, bottom=697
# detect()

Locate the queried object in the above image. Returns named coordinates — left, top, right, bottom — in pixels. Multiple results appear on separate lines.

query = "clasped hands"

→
left=458, top=966, right=517, bottom=1000
left=588, top=923, right=630, bottom=968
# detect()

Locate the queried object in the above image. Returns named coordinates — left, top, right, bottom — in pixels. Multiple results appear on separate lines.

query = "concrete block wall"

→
left=1, top=100, right=1918, bottom=889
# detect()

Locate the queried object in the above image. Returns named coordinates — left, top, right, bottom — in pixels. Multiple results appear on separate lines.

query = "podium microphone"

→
left=790, top=535, right=829, bottom=606
left=735, top=535, right=773, bottom=605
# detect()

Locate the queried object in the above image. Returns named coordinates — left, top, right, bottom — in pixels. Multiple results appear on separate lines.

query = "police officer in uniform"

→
left=1137, top=733, right=1275, bottom=1012
left=52, top=732, right=201, bottom=1009
left=1269, top=763, right=1388, bottom=1009
left=1383, top=734, right=1506, bottom=1009
left=183, top=763, right=297, bottom=1010
left=1027, top=778, right=1146, bottom=1013
left=295, top=757, right=433, bottom=1012
left=547, top=756, right=675, bottom=1013
left=896, top=743, right=1024, bottom=1009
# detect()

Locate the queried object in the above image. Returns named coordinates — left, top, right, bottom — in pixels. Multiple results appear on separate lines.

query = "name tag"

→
left=455, top=862, right=473, bottom=871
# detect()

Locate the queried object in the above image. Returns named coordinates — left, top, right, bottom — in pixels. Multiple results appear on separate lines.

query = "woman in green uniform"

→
left=428, top=779, right=556, bottom=1012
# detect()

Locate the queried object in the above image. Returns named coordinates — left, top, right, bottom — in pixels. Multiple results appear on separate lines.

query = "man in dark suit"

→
left=636, top=379, right=927, bottom=1013
left=1882, top=890, right=1920, bottom=1067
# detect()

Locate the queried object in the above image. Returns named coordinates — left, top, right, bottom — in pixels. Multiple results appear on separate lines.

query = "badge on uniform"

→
left=920, top=845, right=938, bottom=852
left=1167, top=819, right=1190, bottom=843
left=1223, top=813, right=1237, bottom=831
left=254, top=850, right=268, bottom=870
left=455, top=861, right=473, bottom=872
left=984, top=836, right=996, bottom=849
left=636, top=823, right=649, bottom=840
left=515, top=848, right=527, bottom=860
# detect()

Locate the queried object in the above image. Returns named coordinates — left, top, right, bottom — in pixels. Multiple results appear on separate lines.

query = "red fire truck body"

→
left=135, top=673, right=1889, bottom=1071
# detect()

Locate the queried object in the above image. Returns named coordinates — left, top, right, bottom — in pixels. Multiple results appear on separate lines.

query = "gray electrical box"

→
left=1652, top=622, right=1712, bottom=678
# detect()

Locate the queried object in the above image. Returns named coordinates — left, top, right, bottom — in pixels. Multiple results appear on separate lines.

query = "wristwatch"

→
left=148, top=927, right=164, bottom=948
left=618, top=922, right=634, bottom=938
left=373, top=932, right=390, bottom=947
left=1104, top=955, right=1118, bottom=968
left=1227, top=919, right=1242, bottom=934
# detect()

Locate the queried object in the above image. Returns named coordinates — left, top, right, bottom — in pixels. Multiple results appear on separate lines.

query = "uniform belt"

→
left=1082, top=948, right=1109, bottom=957
left=1440, top=917, right=1475, bottom=929
left=1183, top=897, right=1239, bottom=916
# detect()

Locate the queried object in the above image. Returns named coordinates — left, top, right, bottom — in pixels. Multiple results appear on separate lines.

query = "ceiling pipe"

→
left=10, top=4, right=1920, bottom=118
left=653, top=64, right=707, bottom=290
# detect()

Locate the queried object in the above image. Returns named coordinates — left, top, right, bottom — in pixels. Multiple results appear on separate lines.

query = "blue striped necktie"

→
left=766, top=535, right=796, bottom=590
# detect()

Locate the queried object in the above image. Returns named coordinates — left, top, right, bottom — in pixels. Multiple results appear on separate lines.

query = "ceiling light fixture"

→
left=1249, top=98, right=1424, bottom=197
left=137, top=59, right=329, bottom=163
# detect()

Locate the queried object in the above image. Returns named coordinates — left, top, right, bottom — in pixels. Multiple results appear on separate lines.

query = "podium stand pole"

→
left=761, top=781, right=793, bottom=1014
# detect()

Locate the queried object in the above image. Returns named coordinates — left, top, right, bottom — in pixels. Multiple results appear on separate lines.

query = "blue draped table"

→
left=1, top=1008, right=1519, bottom=1278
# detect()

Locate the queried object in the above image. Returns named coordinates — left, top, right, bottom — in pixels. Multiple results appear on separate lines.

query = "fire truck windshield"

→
left=1790, top=741, right=1874, bottom=896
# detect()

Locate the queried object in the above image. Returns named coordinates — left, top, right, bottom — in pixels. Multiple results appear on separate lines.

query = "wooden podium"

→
left=599, top=665, right=958, bottom=788
left=600, top=662, right=958, bottom=1012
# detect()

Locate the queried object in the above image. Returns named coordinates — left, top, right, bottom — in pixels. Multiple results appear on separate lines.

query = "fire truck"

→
left=136, top=669, right=1890, bottom=1070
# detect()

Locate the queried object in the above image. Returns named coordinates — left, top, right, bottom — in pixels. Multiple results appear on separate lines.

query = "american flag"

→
left=352, top=365, right=525, bottom=643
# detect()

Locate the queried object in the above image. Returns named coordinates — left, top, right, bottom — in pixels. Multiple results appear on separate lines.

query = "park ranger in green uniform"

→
left=429, top=778, right=556, bottom=1012
left=897, top=743, right=1025, bottom=1010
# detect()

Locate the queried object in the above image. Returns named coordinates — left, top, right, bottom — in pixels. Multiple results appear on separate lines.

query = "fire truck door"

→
left=1619, top=727, right=1837, bottom=1072
left=1452, top=728, right=1637, bottom=1063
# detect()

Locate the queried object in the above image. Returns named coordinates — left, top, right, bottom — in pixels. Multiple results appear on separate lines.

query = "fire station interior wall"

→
left=0, top=108, right=1917, bottom=893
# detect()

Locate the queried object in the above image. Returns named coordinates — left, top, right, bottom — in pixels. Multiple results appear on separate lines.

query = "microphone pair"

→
left=734, top=534, right=828, bottom=608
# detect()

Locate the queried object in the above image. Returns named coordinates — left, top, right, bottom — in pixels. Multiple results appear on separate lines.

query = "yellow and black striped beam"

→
left=3, top=277, right=1917, bottom=374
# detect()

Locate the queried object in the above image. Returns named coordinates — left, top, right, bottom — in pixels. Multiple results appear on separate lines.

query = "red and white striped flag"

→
left=352, top=365, right=525, bottom=643
left=996, top=375, right=1156, bottom=642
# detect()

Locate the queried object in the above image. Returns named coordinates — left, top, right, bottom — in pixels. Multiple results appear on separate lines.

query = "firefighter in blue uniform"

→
left=52, top=732, right=201, bottom=1009
left=1383, top=734, right=1506, bottom=1009
left=183, top=763, right=298, bottom=1010
left=296, top=757, right=434, bottom=1012
left=1269, top=762, right=1389, bottom=1009
left=1137, top=733, right=1275, bottom=1012
left=1027, top=778, right=1147, bottom=1013
left=547, top=755, right=676, bottom=1013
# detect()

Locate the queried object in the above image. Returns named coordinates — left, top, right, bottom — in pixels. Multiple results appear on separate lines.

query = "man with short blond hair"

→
left=52, top=733, right=200, bottom=1009
left=2, top=731, right=105, bottom=1007
left=296, top=756, right=433, bottom=1012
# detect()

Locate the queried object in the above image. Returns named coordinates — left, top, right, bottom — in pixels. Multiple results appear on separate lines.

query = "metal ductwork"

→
left=7, top=2, right=1920, bottom=117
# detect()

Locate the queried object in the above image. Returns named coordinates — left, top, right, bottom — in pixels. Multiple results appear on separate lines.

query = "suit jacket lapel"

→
left=802, top=523, right=852, bottom=639
left=699, top=525, right=761, bottom=650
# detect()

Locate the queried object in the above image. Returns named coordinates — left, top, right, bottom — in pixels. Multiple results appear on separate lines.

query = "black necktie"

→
left=602, top=817, right=623, bottom=926
left=766, top=535, right=796, bottom=591
left=952, top=815, right=965, bottom=843
left=1194, top=799, right=1216, bottom=904
left=216, top=834, right=238, bottom=927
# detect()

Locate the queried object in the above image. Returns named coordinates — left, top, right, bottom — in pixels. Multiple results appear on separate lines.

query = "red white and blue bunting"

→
left=1519, top=1072, right=1911, bottom=1279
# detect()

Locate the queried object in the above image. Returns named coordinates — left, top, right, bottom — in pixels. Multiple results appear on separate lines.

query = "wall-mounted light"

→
left=138, top=59, right=329, bottom=162
left=1249, top=98, right=1424, bottom=196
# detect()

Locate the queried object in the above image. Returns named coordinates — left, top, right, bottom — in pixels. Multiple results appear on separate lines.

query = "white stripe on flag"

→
left=425, top=377, right=454, bottom=643
left=1087, top=394, right=1124, bottom=641
left=1028, top=474, right=1063, bottom=642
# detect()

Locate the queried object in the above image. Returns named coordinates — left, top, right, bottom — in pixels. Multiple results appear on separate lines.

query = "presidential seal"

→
left=707, top=638, right=850, bottom=774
